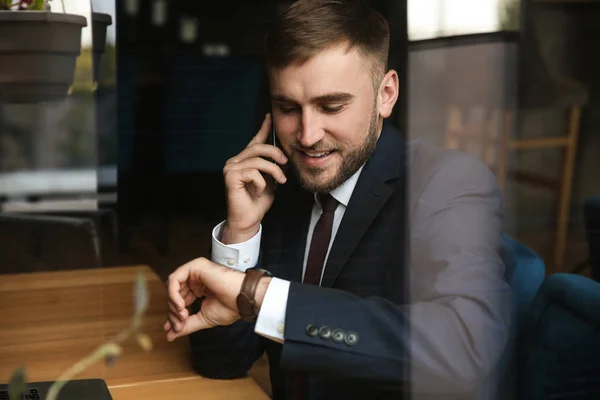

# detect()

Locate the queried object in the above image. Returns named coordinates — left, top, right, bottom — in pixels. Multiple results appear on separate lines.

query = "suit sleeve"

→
left=279, top=156, right=511, bottom=394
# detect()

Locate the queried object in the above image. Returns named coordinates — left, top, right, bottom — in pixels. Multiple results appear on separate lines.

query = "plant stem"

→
left=46, top=343, right=120, bottom=400
left=45, top=320, right=141, bottom=400
left=41, top=273, right=149, bottom=400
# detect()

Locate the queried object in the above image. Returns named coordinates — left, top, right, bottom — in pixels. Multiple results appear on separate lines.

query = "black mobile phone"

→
left=268, top=109, right=287, bottom=184
left=269, top=106, right=278, bottom=149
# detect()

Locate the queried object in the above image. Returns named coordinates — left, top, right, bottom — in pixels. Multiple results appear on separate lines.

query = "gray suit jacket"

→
left=407, top=139, right=512, bottom=399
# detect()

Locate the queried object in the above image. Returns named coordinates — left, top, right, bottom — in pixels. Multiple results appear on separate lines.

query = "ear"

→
left=377, top=70, right=399, bottom=119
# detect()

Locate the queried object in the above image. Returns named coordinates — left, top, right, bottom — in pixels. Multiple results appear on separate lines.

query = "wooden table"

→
left=0, top=266, right=268, bottom=399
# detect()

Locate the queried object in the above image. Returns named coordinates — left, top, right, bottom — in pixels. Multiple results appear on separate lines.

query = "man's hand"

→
left=222, top=113, right=288, bottom=244
left=163, top=257, right=271, bottom=342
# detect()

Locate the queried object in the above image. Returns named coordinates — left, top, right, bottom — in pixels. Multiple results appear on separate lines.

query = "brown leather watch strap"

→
left=236, top=268, right=267, bottom=322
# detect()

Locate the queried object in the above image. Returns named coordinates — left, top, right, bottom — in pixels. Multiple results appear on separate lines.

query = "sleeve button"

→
left=345, top=331, right=359, bottom=346
left=305, top=324, right=319, bottom=337
left=331, top=328, right=345, bottom=343
left=318, top=325, right=331, bottom=340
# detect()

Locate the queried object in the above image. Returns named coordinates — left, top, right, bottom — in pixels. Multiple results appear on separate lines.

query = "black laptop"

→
left=0, top=379, right=112, bottom=400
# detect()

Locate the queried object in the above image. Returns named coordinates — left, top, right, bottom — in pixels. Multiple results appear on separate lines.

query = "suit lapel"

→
left=320, top=123, right=405, bottom=288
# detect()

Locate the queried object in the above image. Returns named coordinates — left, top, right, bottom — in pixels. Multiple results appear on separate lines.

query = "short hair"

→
left=265, top=0, right=390, bottom=89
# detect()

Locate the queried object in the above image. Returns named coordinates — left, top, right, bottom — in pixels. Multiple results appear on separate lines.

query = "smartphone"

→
left=270, top=125, right=276, bottom=149
left=269, top=106, right=278, bottom=149
left=268, top=109, right=287, bottom=185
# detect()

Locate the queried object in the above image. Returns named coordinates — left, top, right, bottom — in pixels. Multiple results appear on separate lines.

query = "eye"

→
left=320, top=104, right=345, bottom=114
left=278, top=105, right=298, bottom=115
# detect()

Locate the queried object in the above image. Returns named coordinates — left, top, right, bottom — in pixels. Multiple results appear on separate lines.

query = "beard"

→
left=287, top=108, right=380, bottom=194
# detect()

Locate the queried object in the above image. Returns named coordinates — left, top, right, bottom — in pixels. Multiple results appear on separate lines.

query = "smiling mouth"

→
left=299, top=150, right=335, bottom=158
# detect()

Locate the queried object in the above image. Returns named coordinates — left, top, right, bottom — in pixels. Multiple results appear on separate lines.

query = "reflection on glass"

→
left=91, top=0, right=117, bottom=207
left=408, top=0, right=520, bottom=40
left=0, top=0, right=97, bottom=213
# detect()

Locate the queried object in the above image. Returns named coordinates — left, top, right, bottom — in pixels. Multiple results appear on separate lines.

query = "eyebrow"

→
left=271, top=92, right=355, bottom=104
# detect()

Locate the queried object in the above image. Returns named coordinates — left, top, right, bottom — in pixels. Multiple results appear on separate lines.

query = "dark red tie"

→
left=303, top=194, right=339, bottom=285
left=291, top=193, right=339, bottom=399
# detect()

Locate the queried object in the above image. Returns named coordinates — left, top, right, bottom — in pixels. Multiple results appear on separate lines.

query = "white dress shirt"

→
left=211, top=166, right=364, bottom=343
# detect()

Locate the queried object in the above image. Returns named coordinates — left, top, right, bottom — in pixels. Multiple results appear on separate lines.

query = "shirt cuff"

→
left=210, top=220, right=261, bottom=272
left=254, top=277, right=290, bottom=344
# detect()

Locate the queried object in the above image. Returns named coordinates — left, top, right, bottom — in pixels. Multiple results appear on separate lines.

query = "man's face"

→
left=268, top=45, right=383, bottom=193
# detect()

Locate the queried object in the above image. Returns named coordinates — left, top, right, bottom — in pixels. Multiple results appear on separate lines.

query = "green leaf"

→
left=136, top=333, right=153, bottom=352
left=30, top=0, right=45, bottom=10
left=9, top=367, right=27, bottom=400
left=0, top=0, right=12, bottom=10
left=134, top=271, right=149, bottom=317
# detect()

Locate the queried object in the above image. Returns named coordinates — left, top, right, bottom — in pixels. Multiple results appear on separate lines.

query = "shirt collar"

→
left=314, top=164, right=365, bottom=208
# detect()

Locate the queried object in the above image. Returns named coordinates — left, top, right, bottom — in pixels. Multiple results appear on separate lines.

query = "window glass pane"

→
left=409, top=0, right=519, bottom=40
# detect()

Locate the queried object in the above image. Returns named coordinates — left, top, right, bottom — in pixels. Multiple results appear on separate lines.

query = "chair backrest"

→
left=22, top=209, right=119, bottom=266
left=445, top=105, right=512, bottom=192
left=0, top=213, right=100, bottom=274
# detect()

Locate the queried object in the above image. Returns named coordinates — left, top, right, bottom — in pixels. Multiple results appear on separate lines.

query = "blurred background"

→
left=0, top=0, right=597, bottom=279
left=0, top=0, right=598, bottom=282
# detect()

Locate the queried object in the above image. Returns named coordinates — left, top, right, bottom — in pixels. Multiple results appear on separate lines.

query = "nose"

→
left=297, top=110, right=325, bottom=148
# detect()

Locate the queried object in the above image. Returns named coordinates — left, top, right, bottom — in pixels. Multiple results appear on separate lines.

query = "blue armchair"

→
left=503, top=235, right=547, bottom=329
left=518, top=273, right=600, bottom=399
left=496, top=235, right=546, bottom=399
left=585, top=195, right=600, bottom=281
left=500, top=235, right=600, bottom=398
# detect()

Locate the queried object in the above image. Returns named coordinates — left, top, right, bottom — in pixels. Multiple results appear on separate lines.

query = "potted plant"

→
left=0, top=0, right=88, bottom=103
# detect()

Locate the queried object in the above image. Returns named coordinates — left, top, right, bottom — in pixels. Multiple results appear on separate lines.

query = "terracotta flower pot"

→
left=0, top=11, right=87, bottom=103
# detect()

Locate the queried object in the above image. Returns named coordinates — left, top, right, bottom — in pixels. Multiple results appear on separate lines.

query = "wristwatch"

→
left=236, top=267, right=273, bottom=322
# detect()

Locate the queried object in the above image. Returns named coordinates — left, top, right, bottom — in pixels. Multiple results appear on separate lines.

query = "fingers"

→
left=182, top=290, right=198, bottom=307
left=166, top=313, right=212, bottom=342
left=169, top=301, right=188, bottom=320
left=166, top=312, right=181, bottom=332
left=224, top=157, right=287, bottom=186
left=165, top=258, right=209, bottom=335
left=246, top=113, right=272, bottom=147
left=164, top=258, right=238, bottom=341
left=167, top=260, right=205, bottom=310
left=167, top=275, right=186, bottom=311
left=164, top=301, right=191, bottom=333
left=243, top=169, right=269, bottom=197
left=226, top=143, right=288, bottom=167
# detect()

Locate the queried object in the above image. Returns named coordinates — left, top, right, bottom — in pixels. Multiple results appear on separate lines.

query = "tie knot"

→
left=318, top=193, right=338, bottom=213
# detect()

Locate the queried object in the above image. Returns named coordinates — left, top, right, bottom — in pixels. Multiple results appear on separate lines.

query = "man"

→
left=164, top=1, right=512, bottom=399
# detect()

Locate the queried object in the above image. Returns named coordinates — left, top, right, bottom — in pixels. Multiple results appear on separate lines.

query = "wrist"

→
left=236, top=269, right=272, bottom=322
left=222, top=222, right=260, bottom=245
left=254, top=277, right=272, bottom=312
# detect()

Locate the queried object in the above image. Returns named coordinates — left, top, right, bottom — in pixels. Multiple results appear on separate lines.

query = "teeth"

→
left=305, top=151, right=331, bottom=158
